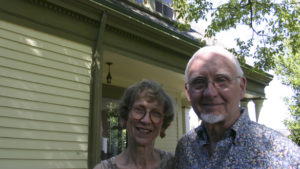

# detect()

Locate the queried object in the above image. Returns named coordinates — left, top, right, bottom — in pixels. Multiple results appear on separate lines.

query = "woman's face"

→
left=126, top=91, right=164, bottom=147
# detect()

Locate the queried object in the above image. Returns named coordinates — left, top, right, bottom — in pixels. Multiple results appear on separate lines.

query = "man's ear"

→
left=185, top=83, right=191, bottom=102
left=239, top=77, right=247, bottom=99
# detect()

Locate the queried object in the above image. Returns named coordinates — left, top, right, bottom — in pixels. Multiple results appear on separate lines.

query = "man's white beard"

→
left=200, top=113, right=224, bottom=124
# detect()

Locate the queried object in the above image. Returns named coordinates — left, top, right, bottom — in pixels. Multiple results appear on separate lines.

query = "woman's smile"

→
left=136, top=126, right=152, bottom=134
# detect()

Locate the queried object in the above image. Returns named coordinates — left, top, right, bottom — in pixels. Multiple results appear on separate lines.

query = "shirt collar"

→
left=195, top=108, right=250, bottom=144
left=195, top=124, right=209, bottom=144
left=231, top=108, right=250, bottom=132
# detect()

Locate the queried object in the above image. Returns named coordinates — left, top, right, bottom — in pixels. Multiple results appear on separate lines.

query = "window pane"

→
left=155, top=0, right=163, bottom=13
left=163, top=4, right=173, bottom=18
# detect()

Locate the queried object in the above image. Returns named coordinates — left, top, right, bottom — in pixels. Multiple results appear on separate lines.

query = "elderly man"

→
left=174, top=46, right=300, bottom=168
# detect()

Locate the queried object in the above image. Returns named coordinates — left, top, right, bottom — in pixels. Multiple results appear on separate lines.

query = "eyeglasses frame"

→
left=130, top=106, right=164, bottom=124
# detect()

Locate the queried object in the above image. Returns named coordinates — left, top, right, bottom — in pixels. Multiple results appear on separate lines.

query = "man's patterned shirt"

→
left=174, top=110, right=300, bottom=169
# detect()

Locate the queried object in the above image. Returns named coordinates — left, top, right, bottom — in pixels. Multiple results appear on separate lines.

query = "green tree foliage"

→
left=172, top=0, right=300, bottom=145
left=277, top=47, right=300, bottom=145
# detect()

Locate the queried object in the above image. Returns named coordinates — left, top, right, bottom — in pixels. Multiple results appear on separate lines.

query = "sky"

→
left=253, top=76, right=293, bottom=135
left=189, top=21, right=294, bottom=136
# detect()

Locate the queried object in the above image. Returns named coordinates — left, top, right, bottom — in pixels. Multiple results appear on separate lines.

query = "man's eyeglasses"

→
left=131, top=106, right=164, bottom=124
left=188, top=75, right=241, bottom=92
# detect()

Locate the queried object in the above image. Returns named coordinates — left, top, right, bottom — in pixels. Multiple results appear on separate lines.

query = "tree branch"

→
left=248, top=0, right=271, bottom=38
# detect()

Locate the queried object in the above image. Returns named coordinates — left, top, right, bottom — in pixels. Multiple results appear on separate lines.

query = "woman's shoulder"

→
left=94, top=156, right=118, bottom=169
left=157, top=149, right=174, bottom=169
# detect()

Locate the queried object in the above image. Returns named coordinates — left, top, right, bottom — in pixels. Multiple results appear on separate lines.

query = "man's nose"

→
left=203, top=82, right=218, bottom=97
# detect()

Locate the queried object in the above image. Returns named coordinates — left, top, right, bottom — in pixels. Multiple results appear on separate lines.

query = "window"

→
left=163, top=4, right=173, bottom=18
left=155, top=1, right=163, bottom=13
left=155, top=0, right=174, bottom=19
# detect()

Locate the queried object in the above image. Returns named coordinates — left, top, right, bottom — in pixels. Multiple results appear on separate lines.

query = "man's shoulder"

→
left=233, top=121, right=300, bottom=167
left=244, top=120, right=286, bottom=139
left=240, top=121, right=299, bottom=151
left=178, top=127, right=199, bottom=142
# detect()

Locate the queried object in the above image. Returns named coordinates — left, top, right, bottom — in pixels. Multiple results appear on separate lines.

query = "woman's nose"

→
left=140, top=112, right=152, bottom=123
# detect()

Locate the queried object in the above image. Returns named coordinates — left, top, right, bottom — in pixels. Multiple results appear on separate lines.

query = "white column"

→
left=253, top=99, right=264, bottom=122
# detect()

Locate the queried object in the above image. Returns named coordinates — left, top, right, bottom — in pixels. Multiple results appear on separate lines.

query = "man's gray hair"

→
left=185, top=46, right=244, bottom=82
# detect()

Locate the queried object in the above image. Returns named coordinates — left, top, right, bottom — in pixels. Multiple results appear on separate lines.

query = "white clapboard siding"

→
left=155, top=92, right=179, bottom=153
left=0, top=85, right=89, bottom=108
left=0, top=160, right=87, bottom=169
left=0, top=128, right=88, bottom=142
left=0, top=18, right=92, bottom=169
left=155, top=117, right=178, bottom=153
left=0, top=67, right=90, bottom=93
left=0, top=96, right=88, bottom=117
left=0, top=76, right=89, bottom=100
left=0, top=149, right=87, bottom=160
left=0, top=39, right=91, bottom=73
left=0, top=56, right=90, bottom=84
left=0, top=137, right=88, bottom=151
left=1, top=107, right=88, bottom=125
left=0, top=117, right=88, bottom=133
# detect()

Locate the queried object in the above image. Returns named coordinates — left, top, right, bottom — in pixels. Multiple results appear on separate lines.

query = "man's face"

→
left=185, top=52, right=246, bottom=125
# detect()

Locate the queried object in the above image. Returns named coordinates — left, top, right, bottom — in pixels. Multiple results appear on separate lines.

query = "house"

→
left=0, top=0, right=272, bottom=168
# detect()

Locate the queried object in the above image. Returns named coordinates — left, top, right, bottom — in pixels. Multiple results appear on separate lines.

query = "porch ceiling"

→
left=102, top=50, right=186, bottom=97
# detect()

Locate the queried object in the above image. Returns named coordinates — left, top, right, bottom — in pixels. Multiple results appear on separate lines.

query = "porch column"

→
left=89, top=12, right=107, bottom=169
left=253, top=99, right=264, bottom=122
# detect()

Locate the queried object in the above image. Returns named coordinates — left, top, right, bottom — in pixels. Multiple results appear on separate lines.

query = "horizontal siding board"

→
left=0, top=117, right=88, bottom=133
left=0, top=107, right=88, bottom=125
left=0, top=149, right=87, bottom=160
left=0, top=127, right=88, bottom=142
left=0, top=159, right=87, bottom=169
left=0, top=19, right=92, bottom=53
left=0, top=56, right=90, bottom=84
left=0, top=28, right=92, bottom=61
left=0, top=38, right=91, bottom=70
left=0, top=46, right=91, bottom=76
left=0, top=76, right=89, bottom=100
left=164, top=123, right=177, bottom=138
left=0, top=67, right=90, bottom=92
left=155, top=119, right=177, bottom=153
left=0, top=96, right=88, bottom=117
left=0, top=86, right=89, bottom=108
left=0, top=138, right=88, bottom=151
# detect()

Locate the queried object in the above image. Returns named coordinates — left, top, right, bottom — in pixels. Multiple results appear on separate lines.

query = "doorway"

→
left=101, top=97, right=127, bottom=160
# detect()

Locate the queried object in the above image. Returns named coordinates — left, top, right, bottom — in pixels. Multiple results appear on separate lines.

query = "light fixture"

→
left=106, top=62, right=112, bottom=84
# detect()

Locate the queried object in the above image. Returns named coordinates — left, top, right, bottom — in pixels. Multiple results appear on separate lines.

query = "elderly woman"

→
left=94, top=79, right=175, bottom=169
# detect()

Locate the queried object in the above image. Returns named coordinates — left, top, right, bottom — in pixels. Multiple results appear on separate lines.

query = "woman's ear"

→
left=160, top=128, right=166, bottom=138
